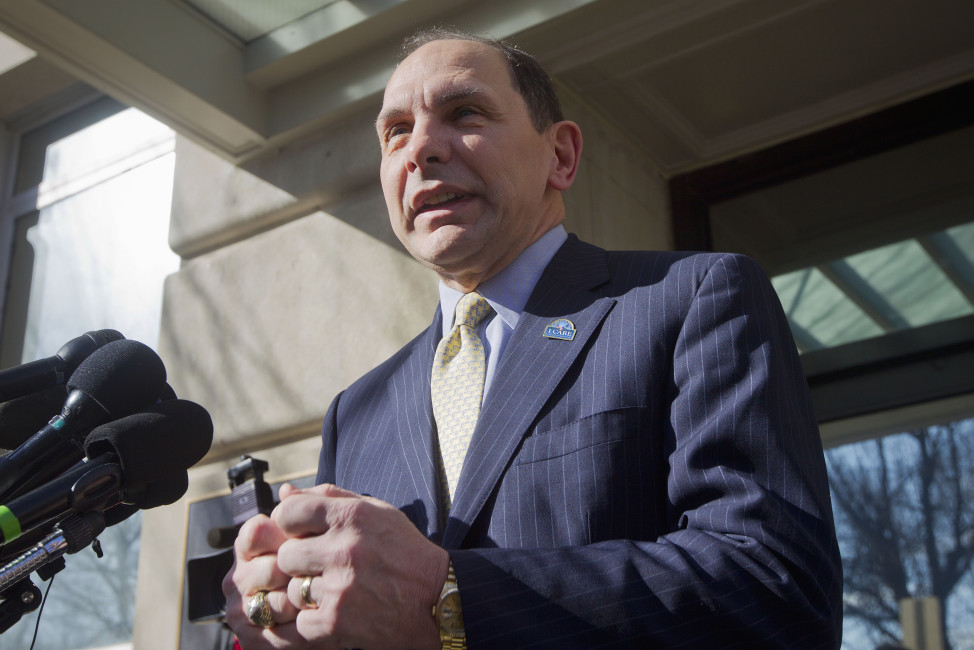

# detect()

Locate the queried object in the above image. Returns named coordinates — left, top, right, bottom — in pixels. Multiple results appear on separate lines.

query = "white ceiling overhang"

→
left=0, top=0, right=604, bottom=160
left=1, top=0, right=973, bottom=171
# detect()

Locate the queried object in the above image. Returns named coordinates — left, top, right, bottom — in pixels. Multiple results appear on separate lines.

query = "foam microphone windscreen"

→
left=84, top=399, right=213, bottom=485
left=159, top=382, right=178, bottom=401
left=98, top=472, right=187, bottom=526
left=131, top=471, right=190, bottom=509
left=67, top=340, right=167, bottom=417
left=0, top=384, right=67, bottom=450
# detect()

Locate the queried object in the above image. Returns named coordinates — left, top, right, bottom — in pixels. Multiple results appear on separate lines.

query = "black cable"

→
left=28, top=574, right=54, bottom=650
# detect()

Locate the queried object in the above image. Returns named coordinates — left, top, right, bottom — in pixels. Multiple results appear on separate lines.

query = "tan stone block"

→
left=159, top=204, right=437, bottom=459
left=169, top=109, right=384, bottom=257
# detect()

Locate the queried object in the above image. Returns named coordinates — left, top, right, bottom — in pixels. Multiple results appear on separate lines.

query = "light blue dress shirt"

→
left=437, top=225, right=568, bottom=399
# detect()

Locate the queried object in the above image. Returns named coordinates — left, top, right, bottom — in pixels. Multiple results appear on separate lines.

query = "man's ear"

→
left=547, top=121, right=583, bottom=191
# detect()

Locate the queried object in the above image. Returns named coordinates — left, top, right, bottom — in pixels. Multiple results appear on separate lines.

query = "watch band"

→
left=441, top=633, right=467, bottom=650
left=434, top=562, right=466, bottom=650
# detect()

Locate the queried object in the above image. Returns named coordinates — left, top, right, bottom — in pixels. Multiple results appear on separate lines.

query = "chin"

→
left=415, top=229, right=483, bottom=260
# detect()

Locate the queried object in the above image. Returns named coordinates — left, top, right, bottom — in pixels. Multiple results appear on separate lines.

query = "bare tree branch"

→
left=827, top=419, right=974, bottom=650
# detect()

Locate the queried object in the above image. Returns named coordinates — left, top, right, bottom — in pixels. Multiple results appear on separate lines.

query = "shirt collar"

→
left=439, top=225, right=568, bottom=335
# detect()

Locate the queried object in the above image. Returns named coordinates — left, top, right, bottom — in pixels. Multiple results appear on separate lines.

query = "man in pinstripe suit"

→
left=224, top=28, right=842, bottom=649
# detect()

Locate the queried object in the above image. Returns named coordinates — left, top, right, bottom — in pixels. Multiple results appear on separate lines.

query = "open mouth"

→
left=416, top=192, right=467, bottom=214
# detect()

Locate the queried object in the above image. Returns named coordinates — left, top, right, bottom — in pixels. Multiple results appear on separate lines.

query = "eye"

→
left=382, top=123, right=411, bottom=150
left=453, top=106, right=479, bottom=120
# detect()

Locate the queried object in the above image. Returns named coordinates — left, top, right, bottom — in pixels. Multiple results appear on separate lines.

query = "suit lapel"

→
left=443, top=237, right=615, bottom=547
left=388, top=307, right=444, bottom=539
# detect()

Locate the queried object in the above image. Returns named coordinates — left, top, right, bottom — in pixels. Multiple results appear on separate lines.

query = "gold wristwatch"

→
left=433, top=561, right=466, bottom=649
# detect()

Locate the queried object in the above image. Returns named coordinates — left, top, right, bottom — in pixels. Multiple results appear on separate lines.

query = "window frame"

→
left=668, top=79, right=974, bottom=441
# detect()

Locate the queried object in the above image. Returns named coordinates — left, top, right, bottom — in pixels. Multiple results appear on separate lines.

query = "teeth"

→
left=424, top=192, right=459, bottom=207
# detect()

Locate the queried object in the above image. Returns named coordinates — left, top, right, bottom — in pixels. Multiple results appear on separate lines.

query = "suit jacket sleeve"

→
left=449, top=253, right=841, bottom=648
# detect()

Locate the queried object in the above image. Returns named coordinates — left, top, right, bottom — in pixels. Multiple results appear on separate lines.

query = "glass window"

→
left=827, top=416, right=974, bottom=650
left=0, top=105, right=178, bottom=649
left=769, top=223, right=974, bottom=354
left=13, top=96, right=125, bottom=195
left=711, top=123, right=974, bottom=357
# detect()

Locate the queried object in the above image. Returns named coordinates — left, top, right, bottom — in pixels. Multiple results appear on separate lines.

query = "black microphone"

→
left=0, top=339, right=167, bottom=502
left=0, top=454, right=122, bottom=545
left=0, top=399, right=212, bottom=545
left=0, top=381, right=179, bottom=452
left=0, top=330, right=124, bottom=403
left=0, top=384, right=67, bottom=451
left=0, top=471, right=191, bottom=563
left=84, top=398, right=212, bottom=492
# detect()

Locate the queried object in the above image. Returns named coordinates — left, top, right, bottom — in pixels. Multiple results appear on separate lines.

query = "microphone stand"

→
left=0, top=577, right=42, bottom=635
left=0, top=511, right=105, bottom=634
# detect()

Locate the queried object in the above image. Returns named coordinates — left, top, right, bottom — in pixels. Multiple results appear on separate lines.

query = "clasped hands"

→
left=222, top=483, right=449, bottom=650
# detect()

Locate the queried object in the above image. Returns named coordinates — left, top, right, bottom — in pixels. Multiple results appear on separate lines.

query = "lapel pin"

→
left=543, top=318, right=576, bottom=341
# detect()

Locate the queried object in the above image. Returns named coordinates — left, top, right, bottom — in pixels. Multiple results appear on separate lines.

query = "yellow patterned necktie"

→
left=432, top=292, right=494, bottom=508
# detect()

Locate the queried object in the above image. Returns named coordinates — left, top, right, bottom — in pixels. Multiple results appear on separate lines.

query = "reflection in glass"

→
left=771, top=223, right=974, bottom=354
left=827, top=417, right=974, bottom=649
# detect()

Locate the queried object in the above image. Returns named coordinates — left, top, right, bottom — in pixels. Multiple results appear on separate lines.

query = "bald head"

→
left=375, top=37, right=582, bottom=291
left=400, top=27, right=563, bottom=132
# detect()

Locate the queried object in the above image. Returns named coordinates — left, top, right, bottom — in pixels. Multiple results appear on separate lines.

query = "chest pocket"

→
left=487, top=406, right=667, bottom=548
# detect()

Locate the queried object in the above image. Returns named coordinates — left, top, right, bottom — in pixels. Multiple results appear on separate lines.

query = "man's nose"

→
left=405, top=120, right=450, bottom=173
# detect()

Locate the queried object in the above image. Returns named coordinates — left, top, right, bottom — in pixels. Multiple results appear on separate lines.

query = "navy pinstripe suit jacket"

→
left=317, top=235, right=842, bottom=648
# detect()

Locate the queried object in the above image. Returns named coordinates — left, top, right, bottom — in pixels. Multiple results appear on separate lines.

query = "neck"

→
left=437, top=202, right=565, bottom=292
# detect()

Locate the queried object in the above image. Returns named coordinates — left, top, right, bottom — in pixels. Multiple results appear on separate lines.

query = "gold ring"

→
left=300, top=576, right=318, bottom=608
left=247, top=590, right=274, bottom=628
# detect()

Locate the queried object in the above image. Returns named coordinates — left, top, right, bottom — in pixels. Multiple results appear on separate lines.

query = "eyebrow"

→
left=436, top=87, right=486, bottom=106
left=376, top=86, right=488, bottom=127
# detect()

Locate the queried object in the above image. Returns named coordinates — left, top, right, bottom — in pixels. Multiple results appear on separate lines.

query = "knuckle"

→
left=275, top=538, right=302, bottom=574
left=235, top=514, right=270, bottom=550
left=300, top=605, right=340, bottom=640
left=272, top=494, right=314, bottom=531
